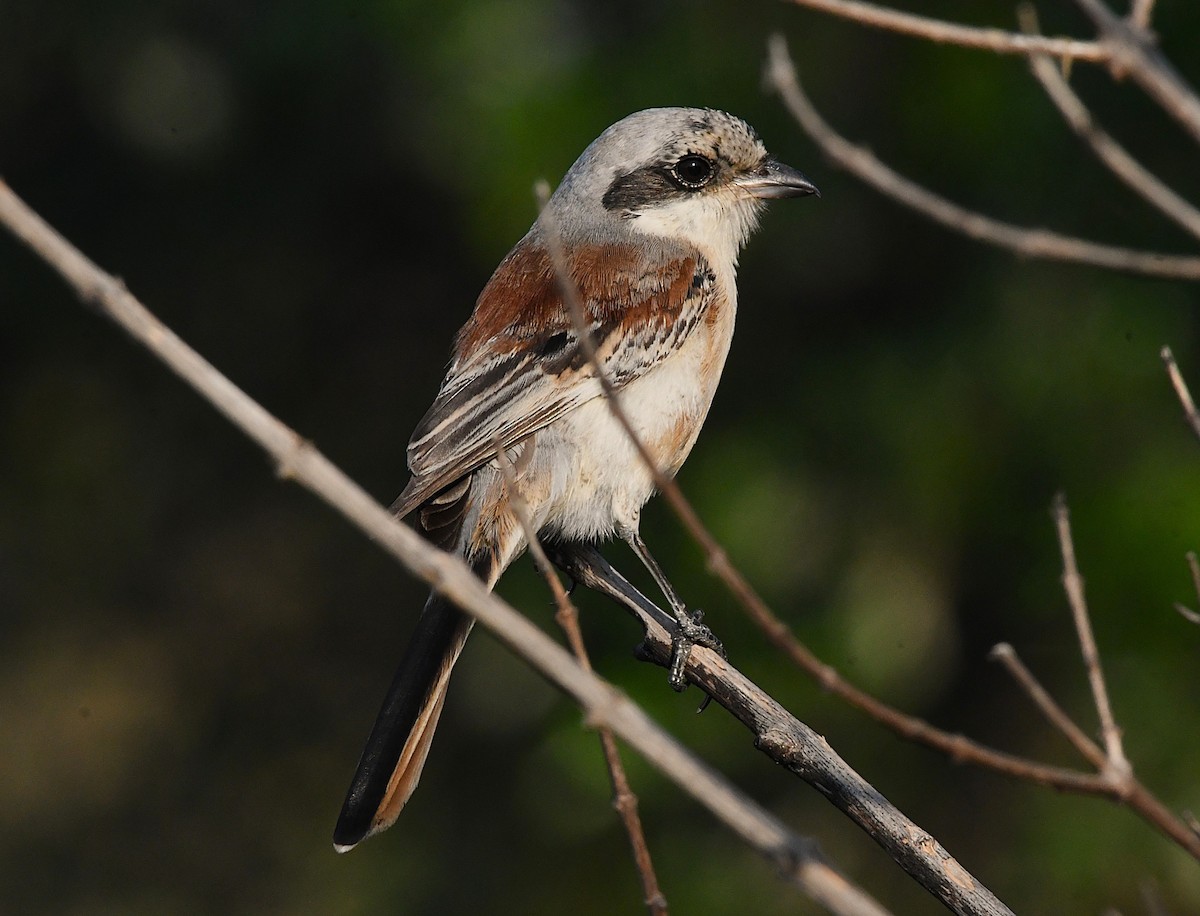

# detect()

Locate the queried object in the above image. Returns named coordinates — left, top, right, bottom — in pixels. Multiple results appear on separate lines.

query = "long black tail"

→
left=333, top=590, right=474, bottom=851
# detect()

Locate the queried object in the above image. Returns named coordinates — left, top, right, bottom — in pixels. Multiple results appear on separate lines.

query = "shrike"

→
left=334, top=107, right=817, bottom=851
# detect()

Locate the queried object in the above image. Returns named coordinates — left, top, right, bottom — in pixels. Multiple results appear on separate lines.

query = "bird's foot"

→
left=666, top=608, right=725, bottom=709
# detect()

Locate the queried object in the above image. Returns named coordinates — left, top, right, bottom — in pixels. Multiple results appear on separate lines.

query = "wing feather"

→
left=393, top=235, right=712, bottom=519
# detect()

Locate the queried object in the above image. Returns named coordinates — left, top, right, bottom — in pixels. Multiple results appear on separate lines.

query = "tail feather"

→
left=333, top=590, right=474, bottom=852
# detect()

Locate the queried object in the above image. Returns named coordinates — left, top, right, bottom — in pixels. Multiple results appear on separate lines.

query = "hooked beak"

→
left=735, top=159, right=820, bottom=199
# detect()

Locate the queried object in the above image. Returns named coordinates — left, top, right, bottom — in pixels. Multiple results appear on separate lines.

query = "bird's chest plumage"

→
left=540, top=281, right=736, bottom=541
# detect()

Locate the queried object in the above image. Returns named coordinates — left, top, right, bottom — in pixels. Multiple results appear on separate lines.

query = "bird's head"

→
left=547, top=107, right=818, bottom=266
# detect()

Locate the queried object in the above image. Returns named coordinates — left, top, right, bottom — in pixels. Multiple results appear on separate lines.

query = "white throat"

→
left=626, top=194, right=764, bottom=273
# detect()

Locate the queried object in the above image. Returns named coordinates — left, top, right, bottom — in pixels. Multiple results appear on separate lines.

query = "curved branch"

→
left=1175, top=552, right=1200, bottom=625
left=765, top=35, right=1200, bottom=281
left=1020, top=5, right=1200, bottom=244
left=1073, top=0, right=1200, bottom=148
left=784, top=0, right=1200, bottom=149
left=784, top=0, right=1109, bottom=62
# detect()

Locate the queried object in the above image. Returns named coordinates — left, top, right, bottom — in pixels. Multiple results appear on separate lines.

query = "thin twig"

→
left=1131, top=0, right=1157, bottom=30
left=493, top=444, right=668, bottom=916
left=1052, top=493, right=1131, bottom=780
left=1185, top=551, right=1200, bottom=599
left=1161, top=346, right=1200, bottom=442
left=786, top=0, right=1200, bottom=148
left=1177, top=603, right=1200, bottom=625
left=988, top=643, right=1108, bottom=771
left=764, top=35, right=1200, bottom=281
left=1073, top=0, right=1200, bottom=149
left=1129, top=0, right=1157, bottom=32
left=1174, top=552, right=1200, bottom=625
left=784, top=0, right=1109, bottom=62
left=0, top=179, right=893, bottom=916
left=1171, top=605, right=1200, bottom=629
left=1019, top=4, right=1200, bottom=244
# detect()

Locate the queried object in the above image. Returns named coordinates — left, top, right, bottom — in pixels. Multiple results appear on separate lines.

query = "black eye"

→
left=670, top=155, right=714, bottom=190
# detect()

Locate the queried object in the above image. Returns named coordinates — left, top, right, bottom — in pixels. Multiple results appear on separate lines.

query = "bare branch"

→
left=1177, top=603, right=1200, bottom=625
left=494, top=444, right=668, bottom=916
left=981, top=505, right=1200, bottom=857
left=1161, top=346, right=1200, bottom=442
left=0, top=179, right=892, bottom=916
left=1186, top=552, right=1200, bottom=601
left=765, top=35, right=1200, bottom=281
left=989, top=643, right=1108, bottom=771
left=1129, top=0, right=1157, bottom=31
left=784, top=0, right=1109, bottom=62
left=784, top=0, right=1200, bottom=148
left=1019, top=5, right=1200, bottom=244
left=1073, top=0, right=1200, bottom=148
left=1174, top=552, right=1200, bottom=625
left=1176, top=605, right=1200, bottom=629
left=1052, top=493, right=1131, bottom=780
left=554, top=545, right=1014, bottom=916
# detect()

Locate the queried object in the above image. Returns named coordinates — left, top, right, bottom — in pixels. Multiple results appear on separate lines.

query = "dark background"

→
left=3, top=1, right=1199, bottom=912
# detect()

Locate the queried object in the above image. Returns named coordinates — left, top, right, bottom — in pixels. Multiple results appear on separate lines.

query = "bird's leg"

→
left=619, top=528, right=724, bottom=692
left=547, top=542, right=724, bottom=711
left=622, top=529, right=685, bottom=616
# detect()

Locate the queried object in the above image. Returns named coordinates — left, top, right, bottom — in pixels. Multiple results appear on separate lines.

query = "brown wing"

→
left=392, top=234, right=714, bottom=519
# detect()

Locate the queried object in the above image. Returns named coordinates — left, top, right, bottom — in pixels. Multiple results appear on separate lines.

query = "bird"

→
left=333, top=107, right=818, bottom=852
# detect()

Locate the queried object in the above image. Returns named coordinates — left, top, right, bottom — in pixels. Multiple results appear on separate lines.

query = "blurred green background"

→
left=3, top=1, right=1199, bottom=912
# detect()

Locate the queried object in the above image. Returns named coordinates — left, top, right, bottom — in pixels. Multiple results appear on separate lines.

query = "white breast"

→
left=537, top=282, right=738, bottom=542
